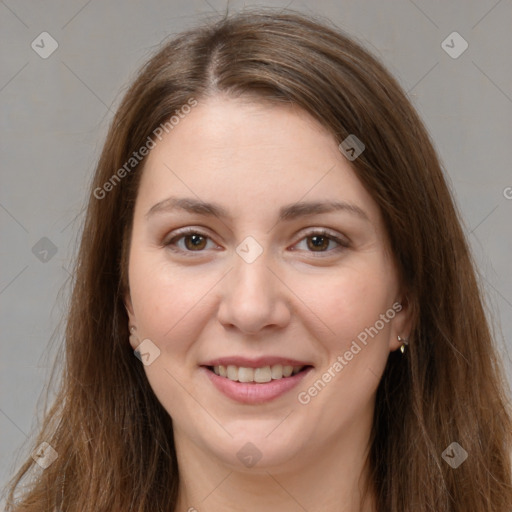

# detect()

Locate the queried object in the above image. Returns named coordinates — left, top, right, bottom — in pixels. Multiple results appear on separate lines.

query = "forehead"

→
left=135, top=96, right=381, bottom=224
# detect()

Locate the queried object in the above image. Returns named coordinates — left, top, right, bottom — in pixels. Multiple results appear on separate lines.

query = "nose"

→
left=216, top=250, right=291, bottom=335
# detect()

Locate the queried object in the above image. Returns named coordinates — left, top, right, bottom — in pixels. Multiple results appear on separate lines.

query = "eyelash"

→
left=163, top=227, right=349, bottom=257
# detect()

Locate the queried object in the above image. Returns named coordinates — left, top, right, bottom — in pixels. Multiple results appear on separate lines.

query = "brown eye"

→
left=183, top=234, right=207, bottom=251
left=292, top=229, right=349, bottom=256
left=306, top=235, right=330, bottom=251
left=165, top=229, right=216, bottom=254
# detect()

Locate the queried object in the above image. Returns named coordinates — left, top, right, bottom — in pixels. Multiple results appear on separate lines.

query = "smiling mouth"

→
left=205, top=364, right=313, bottom=383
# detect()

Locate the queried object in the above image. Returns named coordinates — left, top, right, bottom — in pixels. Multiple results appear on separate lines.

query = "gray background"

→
left=1, top=0, right=511, bottom=499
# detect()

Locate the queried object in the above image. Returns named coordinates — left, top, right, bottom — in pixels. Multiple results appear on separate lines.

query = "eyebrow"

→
left=145, top=196, right=370, bottom=222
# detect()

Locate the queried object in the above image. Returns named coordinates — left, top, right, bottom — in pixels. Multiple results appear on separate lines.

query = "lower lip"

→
left=201, top=366, right=313, bottom=404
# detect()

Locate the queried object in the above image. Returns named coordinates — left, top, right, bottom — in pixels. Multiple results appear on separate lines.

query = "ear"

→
left=124, top=292, right=139, bottom=350
left=389, top=296, right=414, bottom=352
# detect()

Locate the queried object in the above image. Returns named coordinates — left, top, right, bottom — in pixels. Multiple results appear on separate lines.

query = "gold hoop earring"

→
left=398, top=335, right=409, bottom=355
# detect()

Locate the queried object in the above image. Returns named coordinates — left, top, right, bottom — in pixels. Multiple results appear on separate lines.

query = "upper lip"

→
left=201, top=356, right=313, bottom=368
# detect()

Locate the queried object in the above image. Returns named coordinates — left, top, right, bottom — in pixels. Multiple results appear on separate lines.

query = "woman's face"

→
left=125, top=95, right=410, bottom=470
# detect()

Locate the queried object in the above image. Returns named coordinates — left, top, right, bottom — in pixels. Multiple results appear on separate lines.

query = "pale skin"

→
left=125, top=95, right=412, bottom=512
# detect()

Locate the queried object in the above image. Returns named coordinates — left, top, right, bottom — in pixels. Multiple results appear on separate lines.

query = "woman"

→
left=3, top=10, right=512, bottom=512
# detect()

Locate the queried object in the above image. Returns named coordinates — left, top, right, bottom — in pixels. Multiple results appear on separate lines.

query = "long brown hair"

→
left=3, top=9, right=512, bottom=511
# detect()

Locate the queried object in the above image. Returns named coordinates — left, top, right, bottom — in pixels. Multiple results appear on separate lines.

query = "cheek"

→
left=128, top=252, right=221, bottom=358
left=128, top=257, right=217, bottom=421
left=293, top=258, right=396, bottom=344
left=129, top=252, right=200, bottom=350
left=294, top=267, right=396, bottom=422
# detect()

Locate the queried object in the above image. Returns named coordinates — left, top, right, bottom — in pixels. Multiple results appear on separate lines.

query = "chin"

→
left=198, top=424, right=308, bottom=472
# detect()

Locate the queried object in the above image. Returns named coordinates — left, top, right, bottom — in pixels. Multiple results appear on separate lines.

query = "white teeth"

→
left=227, top=365, right=238, bottom=380
left=238, top=367, right=254, bottom=383
left=254, top=366, right=272, bottom=383
left=212, top=364, right=305, bottom=382
left=271, top=364, right=283, bottom=379
left=283, top=365, right=293, bottom=377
